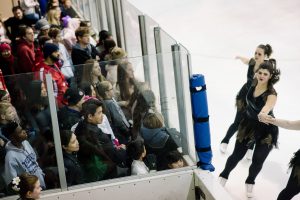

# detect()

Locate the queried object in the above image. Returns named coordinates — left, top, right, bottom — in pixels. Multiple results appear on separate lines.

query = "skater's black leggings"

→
left=221, top=110, right=255, bottom=150
left=221, top=109, right=243, bottom=144
left=219, top=139, right=272, bottom=184
left=277, top=166, right=300, bottom=200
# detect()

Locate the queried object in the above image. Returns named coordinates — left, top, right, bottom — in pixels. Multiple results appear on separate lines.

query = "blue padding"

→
left=194, top=122, right=211, bottom=147
left=190, top=74, right=214, bottom=172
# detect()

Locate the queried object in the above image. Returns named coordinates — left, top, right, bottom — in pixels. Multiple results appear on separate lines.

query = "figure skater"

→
left=220, top=44, right=273, bottom=160
left=219, top=59, right=280, bottom=198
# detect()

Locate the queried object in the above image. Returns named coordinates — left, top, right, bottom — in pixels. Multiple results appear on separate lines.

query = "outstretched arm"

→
left=258, top=94, right=277, bottom=122
left=261, top=115, right=300, bottom=130
left=235, top=56, right=250, bottom=65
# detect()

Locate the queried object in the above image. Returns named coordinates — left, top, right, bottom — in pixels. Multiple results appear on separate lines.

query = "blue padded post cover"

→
left=190, top=74, right=215, bottom=172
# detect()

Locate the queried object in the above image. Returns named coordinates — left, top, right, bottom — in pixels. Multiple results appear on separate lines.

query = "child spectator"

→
left=127, top=139, right=149, bottom=175
left=165, top=151, right=184, bottom=169
left=2, top=122, right=45, bottom=189
left=140, top=110, right=178, bottom=170
left=10, top=173, right=42, bottom=200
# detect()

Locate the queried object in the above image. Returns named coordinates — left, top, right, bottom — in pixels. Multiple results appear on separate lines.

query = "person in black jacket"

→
left=58, top=87, right=85, bottom=130
left=71, top=27, right=99, bottom=65
left=75, top=99, right=127, bottom=182
left=60, top=130, right=84, bottom=186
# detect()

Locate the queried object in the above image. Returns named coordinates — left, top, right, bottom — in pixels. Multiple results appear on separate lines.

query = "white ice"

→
left=128, top=0, right=300, bottom=199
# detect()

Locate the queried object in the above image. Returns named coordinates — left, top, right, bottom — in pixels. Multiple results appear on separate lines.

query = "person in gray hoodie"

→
left=1, top=122, right=45, bottom=189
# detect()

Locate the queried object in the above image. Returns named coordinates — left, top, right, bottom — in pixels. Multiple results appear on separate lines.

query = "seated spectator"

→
left=127, top=139, right=149, bottom=175
left=0, top=90, right=11, bottom=103
left=16, top=26, right=35, bottom=73
left=60, top=130, right=84, bottom=186
left=115, top=61, right=139, bottom=119
left=96, top=30, right=113, bottom=55
left=46, top=0, right=62, bottom=11
left=47, top=6, right=62, bottom=29
left=2, top=122, right=45, bottom=189
left=165, top=150, right=184, bottom=169
left=61, top=16, right=80, bottom=52
left=79, top=21, right=97, bottom=46
left=34, top=35, right=52, bottom=71
left=79, top=82, right=96, bottom=99
left=97, top=81, right=132, bottom=144
left=71, top=27, right=99, bottom=65
left=10, top=173, right=42, bottom=200
left=140, top=110, right=178, bottom=170
left=37, top=43, right=68, bottom=107
left=20, top=0, right=40, bottom=23
left=0, top=138, right=6, bottom=196
left=79, top=59, right=105, bottom=98
left=132, top=89, right=156, bottom=138
left=48, top=27, right=74, bottom=80
left=74, top=99, right=115, bottom=182
left=0, top=20, right=11, bottom=44
left=25, top=80, right=50, bottom=134
left=4, top=6, right=35, bottom=47
left=0, top=43, right=15, bottom=76
left=105, top=47, right=127, bottom=88
left=99, top=38, right=116, bottom=62
left=58, top=87, right=84, bottom=130
left=35, top=18, right=50, bottom=38
left=0, top=102, right=20, bottom=131
left=61, top=0, right=79, bottom=18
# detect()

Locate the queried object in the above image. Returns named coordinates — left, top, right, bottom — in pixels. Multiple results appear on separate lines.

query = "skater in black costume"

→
left=219, top=59, right=280, bottom=198
left=220, top=44, right=273, bottom=159
left=259, top=115, right=300, bottom=200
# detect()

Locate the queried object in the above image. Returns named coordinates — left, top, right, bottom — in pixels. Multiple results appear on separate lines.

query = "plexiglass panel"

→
left=157, top=29, right=180, bottom=131
left=121, top=0, right=143, bottom=57
left=0, top=72, right=60, bottom=198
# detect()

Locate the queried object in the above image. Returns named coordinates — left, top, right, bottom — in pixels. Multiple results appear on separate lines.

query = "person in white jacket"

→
left=49, top=27, right=74, bottom=80
left=20, top=0, right=40, bottom=22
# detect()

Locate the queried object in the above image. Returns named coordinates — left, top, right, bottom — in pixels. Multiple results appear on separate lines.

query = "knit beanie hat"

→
left=0, top=43, right=11, bottom=52
left=64, top=87, right=85, bottom=105
left=43, top=43, right=59, bottom=59
left=35, top=18, right=50, bottom=31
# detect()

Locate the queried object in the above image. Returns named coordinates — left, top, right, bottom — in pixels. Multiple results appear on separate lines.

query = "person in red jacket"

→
left=16, top=26, right=35, bottom=73
left=37, top=43, right=68, bottom=107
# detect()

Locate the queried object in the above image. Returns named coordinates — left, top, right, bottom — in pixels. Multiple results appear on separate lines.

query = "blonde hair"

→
left=47, top=7, right=61, bottom=26
left=97, top=81, right=112, bottom=99
left=0, top=102, right=12, bottom=116
left=143, top=111, right=164, bottom=129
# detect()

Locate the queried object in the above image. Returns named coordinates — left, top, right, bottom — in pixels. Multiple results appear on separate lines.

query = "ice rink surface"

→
left=128, top=0, right=300, bottom=199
